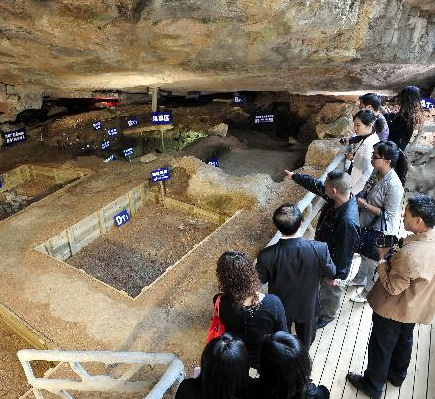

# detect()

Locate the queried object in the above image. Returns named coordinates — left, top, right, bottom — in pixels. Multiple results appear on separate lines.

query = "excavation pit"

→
left=36, top=182, right=228, bottom=298
left=0, top=164, right=85, bottom=221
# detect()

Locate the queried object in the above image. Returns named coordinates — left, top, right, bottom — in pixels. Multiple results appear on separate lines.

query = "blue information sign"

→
left=151, top=112, right=172, bottom=125
left=107, top=128, right=118, bottom=137
left=255, top=114, right=274, bottom=124
left=103, top=154, right=116, bottom=162
left=93, top=121, right=102, bottom=130
left=101, top=140, right=110, bottom=150
left=123, top=147, right=134, bottom=157
left=114, top=209, right=130, bottom=227
left=126, top=117, right=139, bottom=127
left=233, top=95, right=246, bottom=104
left=207, top=157, right=219, bottom=167
left=421, top=98, right=435, bottom=110
left=2, top=127, right=27, bottom=146
left=150, top=167, right=170, bottom=183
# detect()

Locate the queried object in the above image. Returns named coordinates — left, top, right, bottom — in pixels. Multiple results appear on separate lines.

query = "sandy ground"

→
left=67, top=204, right=217, bottom=297
left=0, top=323, right=51, bottom=399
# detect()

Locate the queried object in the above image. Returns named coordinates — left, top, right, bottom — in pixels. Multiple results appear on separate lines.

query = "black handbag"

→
left=357, top=209, right=387, bottom=261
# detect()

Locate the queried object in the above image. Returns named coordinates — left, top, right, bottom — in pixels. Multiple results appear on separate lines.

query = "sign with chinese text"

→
left=107, top=128, right=118, bottom=137
left=2, top=128, right=27, bottom=146
left=123, top=147, right=134, bottom=157
left=151, top=112, right=172, bottom=125
left=254, top=115, right=274, bottom=124
left=93, top=121, right=102, bottom=130
left=101, top=140, right=110, bottom=150
left=150, top=167, right=170, bottom=183
left=103, top=154, right=116, bottom=162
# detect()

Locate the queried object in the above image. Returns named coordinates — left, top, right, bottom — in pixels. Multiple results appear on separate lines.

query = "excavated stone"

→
left=207, top=123, right=228, bottom=137
left=140, top=153, right=158, bottom=163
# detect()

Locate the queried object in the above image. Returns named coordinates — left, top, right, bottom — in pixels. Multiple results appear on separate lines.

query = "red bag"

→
left=206, top=295, right=225, bottom=343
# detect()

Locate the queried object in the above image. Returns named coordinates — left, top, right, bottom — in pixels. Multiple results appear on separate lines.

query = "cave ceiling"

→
left=0, top=0, right=434, bottom=95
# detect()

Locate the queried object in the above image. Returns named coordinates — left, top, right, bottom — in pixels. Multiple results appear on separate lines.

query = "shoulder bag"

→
left=357, top=209, right=386, bottom=261
left=206, top=294, right=226, bottom=343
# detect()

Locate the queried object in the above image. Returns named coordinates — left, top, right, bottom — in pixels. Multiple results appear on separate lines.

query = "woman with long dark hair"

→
left=251, top=332, right=329, bottom=399
left=214, top=251, right=287, bottom=369
left=175, top=333, right=250, bottom=399
left=349, top=141, right=407, bottom=302
left=344, top=110, right=380, bottom=195
left=382, top=86, right=425, bottom=151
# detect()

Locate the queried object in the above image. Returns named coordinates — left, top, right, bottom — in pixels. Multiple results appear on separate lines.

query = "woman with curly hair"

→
left=214, top=251, right=287, bottom=370
left=382, top=86, right=425, bottom=151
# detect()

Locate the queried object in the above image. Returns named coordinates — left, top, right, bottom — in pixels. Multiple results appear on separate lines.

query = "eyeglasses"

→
left=371, top=155, right=383, bottom=160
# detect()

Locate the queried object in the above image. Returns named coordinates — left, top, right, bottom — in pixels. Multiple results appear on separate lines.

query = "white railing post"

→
left=17, top=349, right=185, bottom=399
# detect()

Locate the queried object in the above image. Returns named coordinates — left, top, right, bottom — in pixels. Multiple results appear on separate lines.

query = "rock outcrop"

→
left=0, top=0, right=433, bottom=103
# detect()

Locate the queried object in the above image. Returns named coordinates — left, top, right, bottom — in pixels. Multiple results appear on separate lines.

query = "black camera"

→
left=339, top=137, right=346, bottom=145
left=375, top=235, right=398, bottom=248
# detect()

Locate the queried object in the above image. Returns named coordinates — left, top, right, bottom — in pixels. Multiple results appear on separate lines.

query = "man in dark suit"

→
left=257, top=203, right=336, bottom=348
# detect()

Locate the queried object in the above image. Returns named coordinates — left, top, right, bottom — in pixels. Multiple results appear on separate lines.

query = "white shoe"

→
left=350, top=292, right=367, bottom=303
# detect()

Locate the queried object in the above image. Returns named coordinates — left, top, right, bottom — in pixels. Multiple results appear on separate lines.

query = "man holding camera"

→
left=347, top=194, right=435, bottom=399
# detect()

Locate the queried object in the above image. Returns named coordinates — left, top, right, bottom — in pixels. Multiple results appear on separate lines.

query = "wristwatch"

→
left=377, top=259, right=388, bottom=266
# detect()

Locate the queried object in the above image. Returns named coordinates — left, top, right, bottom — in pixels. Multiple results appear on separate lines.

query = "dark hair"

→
left=216, top=251, right=260, bottom=307
left=273, top=203, right=302, bottom=236
left=407, top=195, right=435, bottom=228
left=326, top=169, right=351, bottom=195
left=397, top=86, right=425, bottom=129
left=373, top=141, right=408, bottom=185
left=359, top=93, right=381, bottom=111
left=260, top=332, right=312, bottom=399
left=353, top=109, right=376, bottom=127
left=200, top=333, right=249, bottom=399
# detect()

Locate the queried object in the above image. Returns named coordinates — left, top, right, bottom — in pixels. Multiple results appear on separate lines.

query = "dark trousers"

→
left=364, top=312, right=415, bottom=397
left=288, top=317, right=318, bottom=349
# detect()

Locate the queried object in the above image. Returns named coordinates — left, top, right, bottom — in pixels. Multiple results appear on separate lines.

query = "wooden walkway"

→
left=309, top=285, right=434, bottom=399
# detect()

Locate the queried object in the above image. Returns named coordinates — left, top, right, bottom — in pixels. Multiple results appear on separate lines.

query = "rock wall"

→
left=0, top=0, right=433, bottom=96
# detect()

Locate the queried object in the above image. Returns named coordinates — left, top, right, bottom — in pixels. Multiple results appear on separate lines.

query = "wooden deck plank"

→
left=318, top=299, right=356, bottom=390
left=426, top=324, right=435, bottom=399
left=328, top=301, right=369, bottom=399
left=342, top=305, right=372, bottom=399
left=397, top=326, right=420, bottom=399
left=411, top=324, right=431, bottom=399
left=311, top=286, right=353, bottom=384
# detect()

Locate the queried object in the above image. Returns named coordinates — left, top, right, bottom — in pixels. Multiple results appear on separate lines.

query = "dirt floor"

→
left=0, top=179, right=76, bottom=221
left=67, top=203, right=217, bottom=297
left=0, top=323, right=51, bottom=399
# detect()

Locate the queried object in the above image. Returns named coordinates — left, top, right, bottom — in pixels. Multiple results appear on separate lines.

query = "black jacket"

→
left=257, top=238, right=336, bottom=323
left=384, top=112, right=413, bottom=151
left=292, top=173, right=360, bottom=279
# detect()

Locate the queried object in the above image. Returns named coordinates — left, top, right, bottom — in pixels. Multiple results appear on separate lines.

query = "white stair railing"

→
left=18, top=349, right=184, bottom=399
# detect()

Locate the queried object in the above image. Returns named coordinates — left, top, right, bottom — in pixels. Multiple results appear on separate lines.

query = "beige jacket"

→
left=368, top=229, right=435, bottom=324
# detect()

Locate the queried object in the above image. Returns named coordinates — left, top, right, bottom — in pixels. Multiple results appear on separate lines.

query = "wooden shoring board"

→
left=341, top=303, right=373, bottom=398
left=163, top=197, right=226, bottom=225
left=327, top=301, right=367, bottom=397
left=0, top=303, right=54, bottom=351
left=311, top=286, right=352, bottom=384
